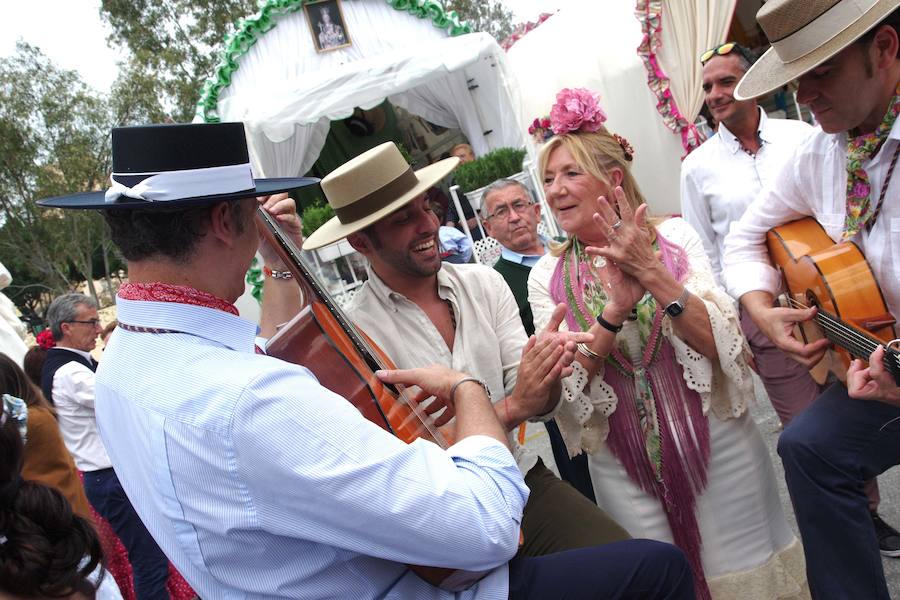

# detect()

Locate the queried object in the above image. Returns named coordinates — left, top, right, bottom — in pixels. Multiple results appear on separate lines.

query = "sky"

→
left=0, top=0, right=120, bottom=92
left=0, top=0, right=572, bottom=94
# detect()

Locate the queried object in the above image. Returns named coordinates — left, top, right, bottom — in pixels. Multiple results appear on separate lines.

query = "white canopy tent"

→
left=505, top=0, right=734, bottom=216
left=201, top=0, right=526, bottom=179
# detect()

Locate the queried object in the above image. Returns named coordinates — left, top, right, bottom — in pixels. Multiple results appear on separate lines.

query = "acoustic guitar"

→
left=766, top=217, right=900, bottom=386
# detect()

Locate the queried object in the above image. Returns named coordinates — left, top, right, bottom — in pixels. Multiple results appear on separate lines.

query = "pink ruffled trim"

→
left=635, top=0, right=704, bottom=156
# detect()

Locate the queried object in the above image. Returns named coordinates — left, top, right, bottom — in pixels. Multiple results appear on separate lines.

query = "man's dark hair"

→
left=103, top=198, right=247, bottom=262
left=856, top=7, right=900, bottom=57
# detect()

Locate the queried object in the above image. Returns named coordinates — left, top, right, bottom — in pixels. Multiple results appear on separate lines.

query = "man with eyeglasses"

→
left=482, top=179, right=598, bottom=503
left=42, top=292, right=170, bottom=599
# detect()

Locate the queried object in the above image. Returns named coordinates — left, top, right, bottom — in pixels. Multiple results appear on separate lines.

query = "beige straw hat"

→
left=303, top=142, right=458, bottom=250
left=735, top=0, right=899, bottom=100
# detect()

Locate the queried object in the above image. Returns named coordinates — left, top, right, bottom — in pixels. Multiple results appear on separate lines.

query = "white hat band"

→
left=774, top=0, right=878, bottom=63
left=105, top=163, right=255, bottom=204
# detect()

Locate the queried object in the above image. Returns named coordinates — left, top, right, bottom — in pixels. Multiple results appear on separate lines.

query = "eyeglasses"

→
left=67, top=319, right=101, bottom=327
left=700, top=42, right=751, bottom=65
left=484, top=200, right=535, bottom=221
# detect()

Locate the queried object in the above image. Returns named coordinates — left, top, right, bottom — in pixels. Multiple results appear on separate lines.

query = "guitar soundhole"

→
left=805, top=290, right=820, bottom=309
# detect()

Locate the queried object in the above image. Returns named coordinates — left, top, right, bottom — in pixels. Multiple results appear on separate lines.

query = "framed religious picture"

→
left=305, top=0, right=352, bottom=53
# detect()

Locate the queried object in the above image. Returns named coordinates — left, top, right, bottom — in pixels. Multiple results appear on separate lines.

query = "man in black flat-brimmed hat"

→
left=37, top=122, right=554, bottom=598
left=721, top=1, right=900, bottom=597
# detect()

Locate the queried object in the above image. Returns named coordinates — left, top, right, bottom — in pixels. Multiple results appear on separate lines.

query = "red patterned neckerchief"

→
left=118, top=282, right=239, bottom=316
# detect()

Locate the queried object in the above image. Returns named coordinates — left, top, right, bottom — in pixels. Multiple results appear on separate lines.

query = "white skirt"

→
left=588, top=412, right=809, bottom=599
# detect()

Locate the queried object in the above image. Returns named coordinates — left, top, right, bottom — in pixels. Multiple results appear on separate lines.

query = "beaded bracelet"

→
left=263, top=266, right=294, bottom=280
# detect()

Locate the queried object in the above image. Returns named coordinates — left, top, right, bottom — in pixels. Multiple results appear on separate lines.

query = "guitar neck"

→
left=256, top=208, right=384, bottom=371
left=814, top=309, right=900, bottom=385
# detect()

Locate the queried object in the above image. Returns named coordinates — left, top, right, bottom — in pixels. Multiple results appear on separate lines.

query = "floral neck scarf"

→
left=844, top=82, right=900, bottom=240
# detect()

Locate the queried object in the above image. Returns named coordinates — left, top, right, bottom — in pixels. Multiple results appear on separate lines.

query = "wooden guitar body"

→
left=767, top=217, right=899, bottom=382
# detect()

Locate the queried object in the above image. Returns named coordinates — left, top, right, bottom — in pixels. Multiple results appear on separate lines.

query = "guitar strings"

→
left=786, top=297, right=900, bottom=373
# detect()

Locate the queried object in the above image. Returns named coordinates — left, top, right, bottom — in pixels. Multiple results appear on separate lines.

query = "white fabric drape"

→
left=505, top=1, right=686, bottom=215
left=0, top=262, right=28, bottom=366
left=213, top=0, right=525, bottom=177
left=656, top=1, right=738, bottom=125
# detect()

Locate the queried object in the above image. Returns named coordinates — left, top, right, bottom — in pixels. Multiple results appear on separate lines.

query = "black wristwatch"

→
left=664, top=287, right=690, bottom=318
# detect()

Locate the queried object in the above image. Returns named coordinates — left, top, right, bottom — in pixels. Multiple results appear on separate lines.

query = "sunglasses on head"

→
left=700, top=42, right=751, bottom=65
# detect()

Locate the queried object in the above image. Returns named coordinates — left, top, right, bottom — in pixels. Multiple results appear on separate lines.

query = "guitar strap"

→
left=865, top=142, right=900, bottom=233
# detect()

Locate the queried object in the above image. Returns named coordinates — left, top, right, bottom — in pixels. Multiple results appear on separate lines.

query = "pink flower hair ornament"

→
left=549, top=88, right=607, bottom=135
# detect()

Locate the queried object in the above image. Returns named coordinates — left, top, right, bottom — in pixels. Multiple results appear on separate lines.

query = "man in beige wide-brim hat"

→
left=304, top=142, right=699, bottom=597
left=722, top=1, right=900, bottom=598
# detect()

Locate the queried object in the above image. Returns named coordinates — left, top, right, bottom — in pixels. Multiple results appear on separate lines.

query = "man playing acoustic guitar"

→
left=723, top=1, right=900, bottom=598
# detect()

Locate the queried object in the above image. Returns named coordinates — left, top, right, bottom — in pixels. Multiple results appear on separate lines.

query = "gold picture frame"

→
left=305, top=0, right=352, bottom=53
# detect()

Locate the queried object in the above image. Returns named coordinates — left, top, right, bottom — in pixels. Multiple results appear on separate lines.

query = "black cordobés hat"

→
left=38, top=122, right=318, bottom=210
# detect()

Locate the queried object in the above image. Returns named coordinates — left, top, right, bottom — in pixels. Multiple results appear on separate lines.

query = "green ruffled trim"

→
left=246, top=256, right=264, bottom=303
left=196, top=0, right=472, bottom=123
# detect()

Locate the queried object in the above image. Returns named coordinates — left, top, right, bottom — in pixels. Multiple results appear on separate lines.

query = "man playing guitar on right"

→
left=722, top=0, right=900, bottom=598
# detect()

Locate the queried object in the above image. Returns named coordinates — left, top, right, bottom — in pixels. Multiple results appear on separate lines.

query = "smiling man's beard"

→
left=365, top=229, right=442, bottom=279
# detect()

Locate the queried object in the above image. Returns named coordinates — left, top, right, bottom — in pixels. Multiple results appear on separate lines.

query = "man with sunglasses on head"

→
left=722, top=1, right=900, bottom=597
left=42, top=292, right=171, bottom=599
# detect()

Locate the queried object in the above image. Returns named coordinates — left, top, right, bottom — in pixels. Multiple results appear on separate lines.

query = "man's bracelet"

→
left=596, top=312, right=623, bottom=334
left=450, top=376, right=491, bottom=403
left=263, top=266, right=294, bottom=280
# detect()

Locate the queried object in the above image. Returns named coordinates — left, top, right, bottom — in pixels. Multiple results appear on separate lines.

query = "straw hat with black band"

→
left=736, top=0, right=899, bottom=100
left=38, top=122, right=318, bottom=211
left=303, top=142, right=459, bottom=250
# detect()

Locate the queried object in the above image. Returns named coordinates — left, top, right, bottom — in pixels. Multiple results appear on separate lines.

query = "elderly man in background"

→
left=42, top=292, right=170, bottom=599
left=481, top=179, right=595, bottom=502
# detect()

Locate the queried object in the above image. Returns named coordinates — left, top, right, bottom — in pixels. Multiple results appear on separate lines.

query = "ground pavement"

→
left=522, top=378, right=900, bottom=595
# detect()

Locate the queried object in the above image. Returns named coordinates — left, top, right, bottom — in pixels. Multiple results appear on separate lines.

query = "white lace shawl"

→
left=527, top=218, right=756, bottom=456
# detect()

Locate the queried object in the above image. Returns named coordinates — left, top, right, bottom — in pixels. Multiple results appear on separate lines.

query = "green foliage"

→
left=452, top=147, right=526, bottom=193
left=301, top=200, right=335, bottom=237
left=443, top=0, right=514, bottom=41
left=100, top=0, right=256, bottom=122
left=0, top=43, right=117, bottom=312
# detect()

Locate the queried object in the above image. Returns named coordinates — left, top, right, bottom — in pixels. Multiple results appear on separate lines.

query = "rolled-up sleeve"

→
left=722, top=148, right=811, bottom=301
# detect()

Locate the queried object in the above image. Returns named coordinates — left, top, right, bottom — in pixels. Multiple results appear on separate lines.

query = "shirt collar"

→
left=717, top=106, right=767, bottom=154
left=115, top=297, right=259, bottom=353
left=56, top=346, right=94, bottom=362
left=363, top=264, right=453, bottom=306
left=499, top=235, right=548, bottom=265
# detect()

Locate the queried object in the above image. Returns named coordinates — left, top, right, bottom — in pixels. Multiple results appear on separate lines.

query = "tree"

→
left=0, top=43, right=139, bottom=313
left=100, top=0, right=256, bottom=122
left=444, top=0, right=515, bottom=41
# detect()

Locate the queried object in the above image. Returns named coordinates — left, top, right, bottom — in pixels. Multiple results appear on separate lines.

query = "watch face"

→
left=666, top=302, right=684, bottom=317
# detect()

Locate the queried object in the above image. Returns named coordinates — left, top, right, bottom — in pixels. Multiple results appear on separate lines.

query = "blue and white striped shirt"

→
left=95, top=298, right=528, bottom=599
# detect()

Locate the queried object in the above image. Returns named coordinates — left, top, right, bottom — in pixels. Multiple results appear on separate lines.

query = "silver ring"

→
left=611, top=220, right=623, bottom=230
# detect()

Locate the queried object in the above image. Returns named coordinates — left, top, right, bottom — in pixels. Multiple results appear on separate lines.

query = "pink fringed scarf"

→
left=550, top=233, right=712, bottom=600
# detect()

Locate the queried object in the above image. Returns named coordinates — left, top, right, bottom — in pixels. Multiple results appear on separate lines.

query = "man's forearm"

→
left=456, top=381, right=511, bottom=451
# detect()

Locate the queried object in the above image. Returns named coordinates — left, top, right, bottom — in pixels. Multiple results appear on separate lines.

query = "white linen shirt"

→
left=95, top=297, right=528, bottom=599
left=723, top=119, right=900, bottom=319
left=52, top=347, right=112, bottom=472
left=680, top=109, right=813, bottom=284
left=346, top=263, right=538, bottom=472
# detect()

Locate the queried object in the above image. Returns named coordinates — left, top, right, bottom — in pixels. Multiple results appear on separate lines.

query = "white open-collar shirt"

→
left=681, top=108, right=813, bottom=285
left=723, top=117, right=900, bottom=319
